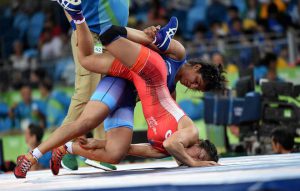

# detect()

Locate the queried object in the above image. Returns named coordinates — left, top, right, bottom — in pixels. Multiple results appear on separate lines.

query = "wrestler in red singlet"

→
left=108, top=46, right=185, bottom=154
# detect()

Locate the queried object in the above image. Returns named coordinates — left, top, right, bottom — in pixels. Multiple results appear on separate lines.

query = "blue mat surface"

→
left=0, top=154, right=300, bottom=191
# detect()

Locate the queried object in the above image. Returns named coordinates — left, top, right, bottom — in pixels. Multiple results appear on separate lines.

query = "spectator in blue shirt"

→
left=0, top=102, right=12, bottom=132
left=39, top=79, right=66, bottom=128
left=9, top=83, right=45, bottom=130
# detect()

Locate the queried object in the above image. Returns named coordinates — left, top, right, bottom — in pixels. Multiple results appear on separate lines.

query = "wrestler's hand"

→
left=143, top=25, right=161, bottom=40
left=192, top=160, right=220, bottom=167
left=78, top=137, right=100, bottom=150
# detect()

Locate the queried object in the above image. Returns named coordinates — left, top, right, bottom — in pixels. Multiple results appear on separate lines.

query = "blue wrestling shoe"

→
left=154, top=16, right=178, bottom=52
left=55, top=0, right=84, bottom=23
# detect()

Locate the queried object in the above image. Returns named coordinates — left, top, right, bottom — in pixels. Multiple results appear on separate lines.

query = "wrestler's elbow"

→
left=163, top=139, right=176, bottom=152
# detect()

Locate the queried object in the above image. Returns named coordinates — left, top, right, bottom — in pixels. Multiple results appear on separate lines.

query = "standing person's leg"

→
left=62, top=32, right=101, bottom=126
left=61, top=31, right=103, bottom=171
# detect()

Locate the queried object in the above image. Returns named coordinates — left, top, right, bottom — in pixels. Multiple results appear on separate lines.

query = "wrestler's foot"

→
left=14, top=153, right=37, bottom=178
left=153, top=16, right=178, bottom=52
left=50, top=145, right=68, bottom=175
left=55, top=0, right=84, bottom=23
left=85, top=159, right=117, bottom=171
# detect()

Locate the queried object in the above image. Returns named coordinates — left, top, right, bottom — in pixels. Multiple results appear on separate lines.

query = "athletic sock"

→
left=65, top=142, right=73, bottom=154
left=32, top=148, right=43, bottom=161
left=73, top=16, right=85, bottom=25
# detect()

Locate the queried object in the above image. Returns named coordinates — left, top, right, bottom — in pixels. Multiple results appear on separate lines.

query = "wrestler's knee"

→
left=108, top=150, right=127, bottom=164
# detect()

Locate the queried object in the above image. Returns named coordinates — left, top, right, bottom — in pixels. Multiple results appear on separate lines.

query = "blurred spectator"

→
left=9, top=83, right=46, bottom=130
left=167, top=0, right=193, bottom=36
left=231, top=0, right=247, bottom=16
left=25, top=124, right=51, bottom=170
left=263, top=52, right=282, bottom=82
left=147, top=0, right=167, bottom=26
left=276, top=47, right=289, bottom=68
left=212, top=52, right=225, bottom=66
left=271, top=128, right=295, bottom=154
left=39, top=79, right=67, bottom=128
left=130, top=0, right=151, bottom=23
left=266, top=2, right=291, bottom=33
left=186, top=0, right=208, bottom=39
left=9, top=40, right=31, bottom=86
left=25, top=1, right=45, bottom=49
left=227, top=5, right=240, bottom=33
left=9, top=40, right=29, bottom=71
left=39, top=27, right=63, bottom=60
left=229, top=18, right=243, bottom=37
left=0, top=102, right=12, bottom=132
left=30, top=68, right=48, bottom=88
left=288, top=0, right=300, bottom=28
left=254, top=52, right=284, bottom=83
left=206, top=21, right=226, bottom=40
left=243, top=0, right=260, bottom=20
left=205, top=0, right=227, bottom=25
left=12, top=1, right=29, bottom=41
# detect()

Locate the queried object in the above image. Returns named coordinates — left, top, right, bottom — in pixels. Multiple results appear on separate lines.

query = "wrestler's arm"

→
left=128, top=144, right=168, bottom=159
left=79, top=138, right=167, bottom=159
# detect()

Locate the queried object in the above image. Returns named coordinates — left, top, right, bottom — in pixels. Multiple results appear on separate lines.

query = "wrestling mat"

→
left=1, top=153, right=300, bottom=191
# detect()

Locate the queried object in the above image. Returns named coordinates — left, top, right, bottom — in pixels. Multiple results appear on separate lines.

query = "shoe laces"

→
left=20, top=158, right=32, bottom=173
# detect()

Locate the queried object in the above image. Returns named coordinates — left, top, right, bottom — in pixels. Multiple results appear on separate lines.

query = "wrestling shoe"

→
left=61, top=154, right=78, bottom=171
left=85, top=159, right=117, bottom=171
left=55, top=0, right=84, bottom=23
left=153, top=16, right=178, bottom=52
left=50, top=145, right=68, bottom=175
left=14, top=153, right=36, bottom=178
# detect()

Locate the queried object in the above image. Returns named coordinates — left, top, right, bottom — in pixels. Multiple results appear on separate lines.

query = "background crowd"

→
left=0, top=0, right=299, bottom=171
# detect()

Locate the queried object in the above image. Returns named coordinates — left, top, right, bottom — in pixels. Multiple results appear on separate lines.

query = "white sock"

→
left=32, top=148, right=43, bottom=161
left=74, top=17, right=85, bottom=25
left=65, top=142, right=73, bottom=154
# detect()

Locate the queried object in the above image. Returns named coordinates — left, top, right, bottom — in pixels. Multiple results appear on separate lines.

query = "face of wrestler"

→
left=185, top=143, right=210, bottom=161
left=179, top=64, right=206, bottom=91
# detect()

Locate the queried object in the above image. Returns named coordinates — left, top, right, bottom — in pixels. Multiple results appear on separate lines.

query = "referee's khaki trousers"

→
left=61, top=31, right=104, bottom=139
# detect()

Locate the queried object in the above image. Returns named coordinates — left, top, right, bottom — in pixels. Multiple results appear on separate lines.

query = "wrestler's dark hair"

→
left=199, top=139, right=219, bottom=162
left=187, top=58, right=227, bottom=92
left=39, top=78, right=53, bottom=92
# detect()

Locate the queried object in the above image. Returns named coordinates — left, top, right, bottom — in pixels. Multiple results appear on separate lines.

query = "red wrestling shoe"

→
left=14, top=153, right=36, bottom=178
left=50, top=145, right=68, bottom=175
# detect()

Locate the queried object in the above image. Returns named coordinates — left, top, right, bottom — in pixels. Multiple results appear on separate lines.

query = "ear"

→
left=277, top=144, right=284, bottom=154
left=193, top=64, right=201, bottom=71
left=273, top=142, right=281, bottom=153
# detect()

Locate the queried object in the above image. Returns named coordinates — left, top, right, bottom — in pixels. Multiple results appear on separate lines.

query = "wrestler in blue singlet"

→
left=91, top=56, right=187, bottom=131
